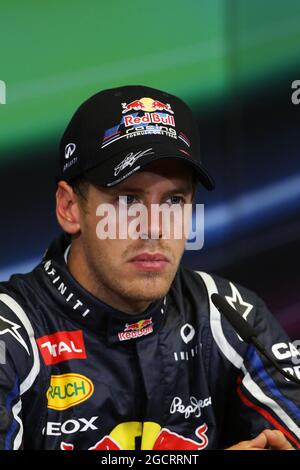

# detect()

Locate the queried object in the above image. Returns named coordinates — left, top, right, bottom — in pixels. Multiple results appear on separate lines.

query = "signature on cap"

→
left=114, top=148, right=154, bottom=176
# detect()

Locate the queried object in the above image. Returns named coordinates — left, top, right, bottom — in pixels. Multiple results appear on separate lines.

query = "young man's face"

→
left=65, top=159, right=195, bottom=310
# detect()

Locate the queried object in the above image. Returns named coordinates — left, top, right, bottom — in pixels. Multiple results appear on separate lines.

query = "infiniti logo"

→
left=180, top=324, right=195, bottom=344
left=65, top=143, right=76, bottom=159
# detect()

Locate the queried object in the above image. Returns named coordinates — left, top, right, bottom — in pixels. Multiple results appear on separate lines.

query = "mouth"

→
left=128, top=252, right=170, bottom=272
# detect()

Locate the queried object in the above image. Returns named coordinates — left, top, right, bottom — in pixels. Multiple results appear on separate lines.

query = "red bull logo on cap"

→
left=118, top=318, right=153, bottom=341
left=121, top=97, right=175, bottom=128
left=122, top=97, right=174, bottom=114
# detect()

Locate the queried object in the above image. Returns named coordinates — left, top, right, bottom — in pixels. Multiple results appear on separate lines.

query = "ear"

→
left=56, top=181, right=81, bottom=234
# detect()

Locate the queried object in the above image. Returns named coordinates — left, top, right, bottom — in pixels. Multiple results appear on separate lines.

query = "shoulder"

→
left=173, top=266, right=289, bottom=362
left=172, top=266, right=277, bottom=346
left=173, top=265, right=260, bottom=313
left=0, top=277, right=41, bottom=391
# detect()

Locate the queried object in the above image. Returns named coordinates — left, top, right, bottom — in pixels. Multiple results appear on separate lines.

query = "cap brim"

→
left=84, top=143, right=215, bottom=191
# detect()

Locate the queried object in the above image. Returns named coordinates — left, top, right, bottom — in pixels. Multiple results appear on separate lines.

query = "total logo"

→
left=60, top=421, right=209, bottom=450
left=121, top=97, right=175, bottom=128
left=118, top=318, right=153, bottom=342
left=36, top=330, right=86, bottom=365
left=47, top=373, right=94, bottom=410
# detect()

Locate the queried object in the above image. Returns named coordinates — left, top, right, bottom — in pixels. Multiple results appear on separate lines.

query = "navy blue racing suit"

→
left=0, top=235, right=299, bottom=450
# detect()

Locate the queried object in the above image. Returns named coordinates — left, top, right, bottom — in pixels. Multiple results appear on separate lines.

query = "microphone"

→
left=211, top=293, right=300, bottom=386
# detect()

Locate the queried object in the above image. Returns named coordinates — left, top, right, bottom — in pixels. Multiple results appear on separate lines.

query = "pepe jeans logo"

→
left=170, top=396, right=212, bottom=419
left=47, top=373, right=94, bottom=410
left=0, top=80, right=6, bottom=104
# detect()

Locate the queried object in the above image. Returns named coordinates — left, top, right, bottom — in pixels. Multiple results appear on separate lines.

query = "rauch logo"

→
left=47, top=373, right=94, bottom=410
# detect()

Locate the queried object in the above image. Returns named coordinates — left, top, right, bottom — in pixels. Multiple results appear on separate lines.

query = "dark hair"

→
left=70, top=176, right=90, bottom=202
left=69, top=171, right=198, bottom=202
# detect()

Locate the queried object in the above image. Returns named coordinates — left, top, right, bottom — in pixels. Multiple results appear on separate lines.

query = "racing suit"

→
left=0, top=234, right=299, bottom=450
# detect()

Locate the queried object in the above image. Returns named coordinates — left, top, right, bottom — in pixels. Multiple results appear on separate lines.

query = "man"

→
left=0, top=85, right=299, bottom=450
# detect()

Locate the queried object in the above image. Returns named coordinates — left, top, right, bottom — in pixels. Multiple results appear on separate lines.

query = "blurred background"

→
left=0, top=0, right=299, bottom=337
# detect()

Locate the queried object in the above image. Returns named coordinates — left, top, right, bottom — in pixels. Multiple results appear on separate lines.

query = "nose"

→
left=124, top=200, right=163, bottom=240
left=142, top=202, right=163, bottom=240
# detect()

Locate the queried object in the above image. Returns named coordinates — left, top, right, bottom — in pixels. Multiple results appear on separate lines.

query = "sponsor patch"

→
left=44, top=416, right=98, bottom=436
left=118, top=318, right=153, bottom=342
left=37, top=330, right=86, bottom=365
left=47, top=373, right=94, bottom=410
left=101, top=96, right=178, bottom=149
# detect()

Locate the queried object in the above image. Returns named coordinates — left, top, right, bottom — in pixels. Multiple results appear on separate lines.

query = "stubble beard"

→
left=94, top=264, right=176, bottom=304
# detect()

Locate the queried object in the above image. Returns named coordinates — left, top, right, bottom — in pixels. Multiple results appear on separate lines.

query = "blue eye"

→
left=118, top=195, right=137, bottom=205
left=167, top=196, right=185, bottom=205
